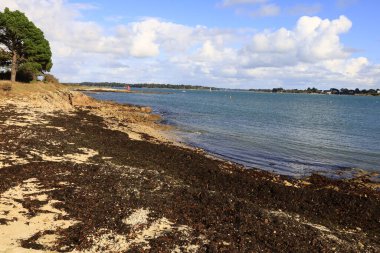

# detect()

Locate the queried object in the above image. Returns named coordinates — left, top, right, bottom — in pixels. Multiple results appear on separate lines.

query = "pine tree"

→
left=0, top=8, right=52, bottom=82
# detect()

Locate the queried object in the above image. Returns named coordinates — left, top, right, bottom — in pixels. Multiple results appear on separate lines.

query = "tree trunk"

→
left=11, top=50, right=17, bottom=82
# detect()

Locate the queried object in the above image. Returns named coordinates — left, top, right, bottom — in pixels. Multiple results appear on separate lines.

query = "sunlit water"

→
left=89, top=89, right=380, bottom=178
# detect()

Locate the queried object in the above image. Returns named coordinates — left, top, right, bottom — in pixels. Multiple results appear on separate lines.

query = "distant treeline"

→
left=249, top=87, right=380, bottom=96
left=68, top=82, right=219, bottom=90
left=65, top=82, right=380, bottom=95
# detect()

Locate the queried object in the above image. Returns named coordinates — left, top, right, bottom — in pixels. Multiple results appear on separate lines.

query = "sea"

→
left=89, top=89, right=380, bottom=179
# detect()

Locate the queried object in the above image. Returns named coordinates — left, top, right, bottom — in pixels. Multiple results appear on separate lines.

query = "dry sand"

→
left=0, top=81, right=174, bottom=145
left=0, top=81, right=197, bottom=252
left=0, top=178, right=78, bottom=252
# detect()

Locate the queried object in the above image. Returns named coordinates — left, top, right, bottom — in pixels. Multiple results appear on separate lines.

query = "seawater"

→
left=89, top=89, right=380, bottom=178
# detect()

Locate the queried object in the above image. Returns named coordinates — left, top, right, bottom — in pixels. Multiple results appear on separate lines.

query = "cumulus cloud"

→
left=128, top=19, right=161, bottom=58
left=0, top=0, right=378, bottom=89
left=242, top=15, right=352, bottom=67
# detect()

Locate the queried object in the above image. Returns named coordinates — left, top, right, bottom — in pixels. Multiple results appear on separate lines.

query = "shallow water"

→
left=90, top=89, right=380, bottom=178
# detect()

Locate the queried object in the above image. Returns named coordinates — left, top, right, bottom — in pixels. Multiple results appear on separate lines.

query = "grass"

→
left=0, top=81, right=66, bottom=98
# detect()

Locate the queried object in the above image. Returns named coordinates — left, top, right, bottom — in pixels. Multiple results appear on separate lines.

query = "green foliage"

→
left=75, top=82, right=219, bottom=90
left=272, top=87, right=284, bottom=93
left=0, top=70, right=34, bottom=83
left=43, top=73, right=59, bottom=84
left=0, top=7, right=52, bottom=81
left=0, top=48, right=11, bottom=65
left=248, top=87, right=380, bottom=96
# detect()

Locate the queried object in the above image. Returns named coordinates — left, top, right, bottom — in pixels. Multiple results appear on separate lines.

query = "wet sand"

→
left=0, top=82, right=379, bottom=252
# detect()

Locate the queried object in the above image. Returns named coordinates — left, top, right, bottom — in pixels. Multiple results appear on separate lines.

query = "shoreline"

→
left=1, top=82, right=380, bottom=252
left=71, top=86, right=174, bottom=95
left=85, top=87, right=380, bottom=182
left=67, top=85, right=380, bottom=97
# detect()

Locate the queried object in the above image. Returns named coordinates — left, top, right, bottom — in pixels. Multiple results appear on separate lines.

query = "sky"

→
left=0, top=0, right=379, bottom=89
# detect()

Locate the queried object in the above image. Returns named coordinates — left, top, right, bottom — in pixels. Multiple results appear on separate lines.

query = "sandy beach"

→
left=0, top=81, right=379, bottom=252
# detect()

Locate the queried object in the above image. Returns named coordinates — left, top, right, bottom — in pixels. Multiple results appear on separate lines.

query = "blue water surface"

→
left=89, top=89, right=380, bottom=178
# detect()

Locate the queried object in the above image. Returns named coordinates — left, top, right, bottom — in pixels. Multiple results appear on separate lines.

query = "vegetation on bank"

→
left=0, top=80, right=63, bottom=97
left=0, top=8, right=52, bottom=82
left=69, top=82, right=380, bottom=96
left=66, top=82, right=220, bottom=90
left=249, top=87, right=380, bottom=96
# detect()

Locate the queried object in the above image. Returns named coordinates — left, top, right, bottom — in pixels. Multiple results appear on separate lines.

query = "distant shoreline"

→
left=249, top=89, right=380, bottom=96
left=64, top=83, right=380, bottom=96
left=72, top=87, right=174, bottom=95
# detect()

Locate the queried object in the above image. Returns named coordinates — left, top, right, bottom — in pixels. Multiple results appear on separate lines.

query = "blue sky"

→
left=80, top=0, right=380, bottom=60
left=1, top=0, right=379, bottom=89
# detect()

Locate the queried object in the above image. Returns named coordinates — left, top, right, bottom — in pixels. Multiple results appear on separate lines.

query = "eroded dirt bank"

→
left=0, top=83, right=379, bottom=252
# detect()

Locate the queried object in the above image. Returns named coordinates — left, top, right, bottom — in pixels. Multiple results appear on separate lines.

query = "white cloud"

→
left=336, top=0, right=358, bottom=8
left=242, top=15, right=352, bottom=68
left=0, top=1, right=378, bottom=89
left=221, top=0, right=268, bottom=7
left=322, top=57, right=369, bottom=77
left=250, top=4, right=280, bottom=17
left=226, top=1, right=321, bottom=18
left=128, top=19, right=160, bottom=58
left=286, top=3, right=322, bottom=16
left=70, top=3, right=98, bottom=10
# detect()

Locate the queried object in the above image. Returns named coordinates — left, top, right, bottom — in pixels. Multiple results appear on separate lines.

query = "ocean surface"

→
left=89, top=89, right=380, bottom=179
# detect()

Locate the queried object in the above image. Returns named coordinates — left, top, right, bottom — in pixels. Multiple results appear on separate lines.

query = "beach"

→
left=0, top=82, right=380, bottom=252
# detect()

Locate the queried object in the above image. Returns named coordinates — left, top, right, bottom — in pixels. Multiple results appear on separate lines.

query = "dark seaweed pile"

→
left=1, top=106, right=379, bottom=252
